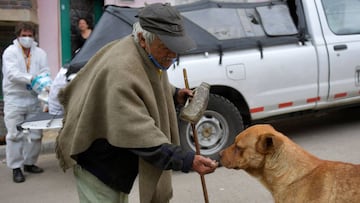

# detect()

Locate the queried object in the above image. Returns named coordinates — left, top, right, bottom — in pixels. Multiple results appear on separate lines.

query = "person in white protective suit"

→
left=2, top=22, right=52, bottom=183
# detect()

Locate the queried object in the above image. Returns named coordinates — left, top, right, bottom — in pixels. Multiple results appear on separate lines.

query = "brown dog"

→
left=220, top=124, right=360, bottom=203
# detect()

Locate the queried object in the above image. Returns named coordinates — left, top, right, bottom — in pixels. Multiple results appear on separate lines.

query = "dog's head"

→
left=220, top=124, right=283, bottom=172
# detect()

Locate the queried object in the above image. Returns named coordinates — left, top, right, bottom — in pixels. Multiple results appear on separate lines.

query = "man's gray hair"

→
left=132, top=22, right=156, bottom=44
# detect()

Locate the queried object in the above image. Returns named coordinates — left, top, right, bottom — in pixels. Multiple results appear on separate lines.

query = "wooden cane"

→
left=183, top=68, right=210, bottom=203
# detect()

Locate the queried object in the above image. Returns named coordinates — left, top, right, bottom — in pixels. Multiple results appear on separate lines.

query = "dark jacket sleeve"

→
left=130, top=143, right=195, bottom=173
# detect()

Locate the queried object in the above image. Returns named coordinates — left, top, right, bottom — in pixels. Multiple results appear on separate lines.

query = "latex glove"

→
left=31, top=73, right=52, bottom=94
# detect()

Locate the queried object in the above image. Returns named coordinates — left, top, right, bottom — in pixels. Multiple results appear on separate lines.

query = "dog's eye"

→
left=235, top=146, right=243, bottom=153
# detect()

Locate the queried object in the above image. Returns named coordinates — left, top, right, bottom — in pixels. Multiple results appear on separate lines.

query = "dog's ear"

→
left=256, top=133, right=275, bottom=154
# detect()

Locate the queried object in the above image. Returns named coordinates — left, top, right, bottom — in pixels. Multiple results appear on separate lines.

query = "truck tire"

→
left=179, top=93, right=244, bottom=161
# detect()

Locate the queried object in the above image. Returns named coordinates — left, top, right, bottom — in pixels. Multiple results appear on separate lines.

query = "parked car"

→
left=65, top=0, right=360, bottom=160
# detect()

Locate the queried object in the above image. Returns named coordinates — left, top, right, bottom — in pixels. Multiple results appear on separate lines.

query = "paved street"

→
left=0, top=107, right=360, bottom=202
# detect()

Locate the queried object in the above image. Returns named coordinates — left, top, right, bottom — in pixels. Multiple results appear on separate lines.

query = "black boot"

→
left=13, top=168, right=25, bottom=183
left=24, top=165, right=44, bottom=173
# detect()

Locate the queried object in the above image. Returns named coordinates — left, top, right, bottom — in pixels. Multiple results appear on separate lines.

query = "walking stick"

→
left=181, top=68, right=210, bottom=203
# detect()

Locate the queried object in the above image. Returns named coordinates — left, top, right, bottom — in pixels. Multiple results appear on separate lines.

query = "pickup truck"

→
left=64, top=0, right=360, bottom=160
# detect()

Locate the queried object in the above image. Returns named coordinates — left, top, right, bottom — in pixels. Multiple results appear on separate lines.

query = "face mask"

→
left=18, top=37, right=34, bottom=48
left=148, top=54, right=176, bottom=71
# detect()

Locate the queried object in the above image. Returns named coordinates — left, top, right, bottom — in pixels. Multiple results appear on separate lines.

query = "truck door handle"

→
left=333, top=44, right=347, bottom=51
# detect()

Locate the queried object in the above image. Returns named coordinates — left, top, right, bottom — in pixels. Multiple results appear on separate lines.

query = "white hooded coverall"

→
left=2, top=39, right=50, bottom=169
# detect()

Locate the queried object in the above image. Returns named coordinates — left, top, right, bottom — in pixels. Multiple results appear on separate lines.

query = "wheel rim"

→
left=185, top=110, right=229, bottom=155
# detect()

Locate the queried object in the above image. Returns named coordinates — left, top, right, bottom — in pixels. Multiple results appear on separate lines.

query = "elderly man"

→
left=56, top=3, right=218, bottom=203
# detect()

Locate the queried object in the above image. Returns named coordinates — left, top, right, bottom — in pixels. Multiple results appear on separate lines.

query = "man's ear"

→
left=138, top=32, right=146, bottom=48
left=256, top=133, right=275, bottom=154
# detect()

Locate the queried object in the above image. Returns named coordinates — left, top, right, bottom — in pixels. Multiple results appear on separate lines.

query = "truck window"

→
left=322, top=0, right=360, bottom=35
left=256, top=4, right=297, bottom=36
left=182, top=8, right=265, bottom=40
left=182, top=3, right=297, bottom=40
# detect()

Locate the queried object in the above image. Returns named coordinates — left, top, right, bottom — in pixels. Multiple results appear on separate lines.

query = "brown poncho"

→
left=56, top=36, right=180, bottom=202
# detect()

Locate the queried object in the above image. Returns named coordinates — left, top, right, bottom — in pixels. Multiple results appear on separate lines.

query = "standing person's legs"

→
left=4, top=103, right=26, bottom=169
left=23, top=104, right=43, bottom=165
left=23, top=132, right=42, bottom=165
left=73, top=165, right=129, bottom=203
left=4, top=103, right=27, bottom=182
left=22, top=104, right=44, bottom=173
left=5, top=138, right=24, bottom=168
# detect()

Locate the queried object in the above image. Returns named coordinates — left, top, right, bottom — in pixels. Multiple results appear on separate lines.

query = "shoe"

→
left=0, top=136, right=5, bottom=145
left=13, top=168, right=25, bottom=183
left=24, top=165, right=44, bottom=173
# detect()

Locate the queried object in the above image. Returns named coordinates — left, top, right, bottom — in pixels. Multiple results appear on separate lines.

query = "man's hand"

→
left=192, top=155, right=218, bottom=175
left=175, top=88, right=193, bottom=105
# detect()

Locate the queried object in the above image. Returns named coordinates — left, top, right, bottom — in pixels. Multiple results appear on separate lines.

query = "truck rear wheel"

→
left=179, top=93, right=244, bottom=161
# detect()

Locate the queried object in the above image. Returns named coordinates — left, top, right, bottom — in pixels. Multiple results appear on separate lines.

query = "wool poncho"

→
left=56, top=35, right=180, bottom=202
